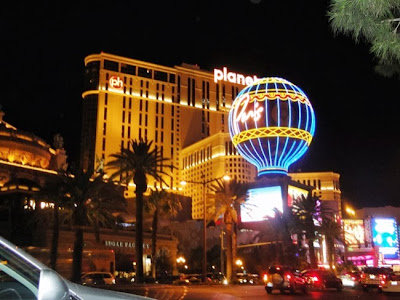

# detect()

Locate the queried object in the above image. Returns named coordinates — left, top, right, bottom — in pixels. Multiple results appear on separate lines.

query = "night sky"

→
left=1, top=1, right=399, bottom=208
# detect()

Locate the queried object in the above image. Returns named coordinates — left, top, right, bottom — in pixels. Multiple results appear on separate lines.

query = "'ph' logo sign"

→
left=109, top=76, right=123, bottom=89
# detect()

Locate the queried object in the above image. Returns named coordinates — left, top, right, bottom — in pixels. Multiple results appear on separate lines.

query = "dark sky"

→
left=1, top=1, right=399, bottom=208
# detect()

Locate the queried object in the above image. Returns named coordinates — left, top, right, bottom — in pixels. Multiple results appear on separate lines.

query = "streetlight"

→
left=220, top=229, right=225, bottom=275
left=176, top=256, right=186, bottom=273
left=180, top=174, right=230, bottom=283
left=345, top=206, right=355, bottom=218
left=235, top=259, right=243, bottom=268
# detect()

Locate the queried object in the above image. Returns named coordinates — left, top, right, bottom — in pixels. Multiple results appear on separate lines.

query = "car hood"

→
left=65, top=281, right=151, bottom=300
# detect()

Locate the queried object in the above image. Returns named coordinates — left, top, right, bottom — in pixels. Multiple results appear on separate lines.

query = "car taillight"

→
left=351, top=276, right=356, bottom=280
left=312, top=276, right=319, bottom=282
left=361, top=274, right=365, bottom=279
left=286, top=274, right=291, bottom=280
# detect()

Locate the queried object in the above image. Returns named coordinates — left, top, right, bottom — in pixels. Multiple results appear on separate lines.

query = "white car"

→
left=81, top=272, right=116, bottom=286
left=0, top=235, right=151, bottom=300
left=339, top=273, right=359, bottom=288
left=382, top=272, right=400, bottom=293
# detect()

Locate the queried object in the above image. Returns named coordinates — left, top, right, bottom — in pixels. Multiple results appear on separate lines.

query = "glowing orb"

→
left=228, top=77, right=316, bottom=176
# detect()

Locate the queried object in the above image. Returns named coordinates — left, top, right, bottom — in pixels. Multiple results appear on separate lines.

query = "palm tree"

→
left=253, top=208, right=287, bottom=266
left=290, top=193, right=321, bottom=269
left=144, top=189, right=182, bottom=278
left=61, top=169, right=127, bottom=283
left=107, top=138, right=173, bottom=283
left=319, top=217, right=343, bottom=271
left=208, top=178, right=249, bottom=284
left=36, top=176, right=69, bottom=271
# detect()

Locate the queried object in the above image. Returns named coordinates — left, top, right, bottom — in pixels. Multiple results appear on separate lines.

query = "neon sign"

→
left=372, top=217, right=399, bottom=259
left=228, top=77, right=316, bottom=176
left=109, top=75, right=123, bottom=90
left=214, top=67, right=258, bottom=85
left=343, top=219, right=365, bottom=247
left=233, top=94, right=264, bottom=123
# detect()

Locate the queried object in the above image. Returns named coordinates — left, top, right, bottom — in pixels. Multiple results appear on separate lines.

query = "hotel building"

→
left=81, top=52, right=258, bottom=219
left=81, top=52, right=341, bottom=220
left=289, top=171, right=342, bottom=217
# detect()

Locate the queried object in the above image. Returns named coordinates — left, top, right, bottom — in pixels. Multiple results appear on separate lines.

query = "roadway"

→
left=109, top=284, right=400, bottom=299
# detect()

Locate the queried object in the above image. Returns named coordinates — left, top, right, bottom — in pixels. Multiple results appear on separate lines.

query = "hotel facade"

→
left=81, top=52, right=260, bottom=220
left=81, top=52, right=342, bottom=220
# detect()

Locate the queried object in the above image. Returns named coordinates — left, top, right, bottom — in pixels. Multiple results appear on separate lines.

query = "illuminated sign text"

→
left=109, top=75, right=123, bottom=89
left=214, top=67, right=258, bottom=85
left=233, top=94, right=263, bottom=124
left=105, top=240, right=150, bottom=249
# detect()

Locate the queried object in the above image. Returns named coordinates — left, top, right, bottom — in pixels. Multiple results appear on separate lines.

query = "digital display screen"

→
left=288, top=185, right=309, bottom=207
left=372, top=217, right=399, bottom=259
left=343, top=219, right=365, bottom=247
left=241, top=186, right=283, bottom=222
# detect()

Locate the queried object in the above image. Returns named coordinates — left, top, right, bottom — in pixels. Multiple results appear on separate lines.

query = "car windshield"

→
left=0, top=242, right=41, bottom=297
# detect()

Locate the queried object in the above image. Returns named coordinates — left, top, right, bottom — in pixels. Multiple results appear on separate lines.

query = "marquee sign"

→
left=343, top=219, right=365, bottom=247
left=214, top=67, right=258, bottom=85
left=372, top=217, right=399, bottom=259
left=104, top=240, right=150, bottom=249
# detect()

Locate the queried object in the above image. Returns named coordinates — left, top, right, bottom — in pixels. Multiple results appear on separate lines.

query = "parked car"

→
left=263, top=266, right=308, bottom=294
left=338, top=270, right=361, bottom=288
left=302, top=269, right=343, bottom=291
left=172, top=274, right=190, bottom=285
left=235, top=273, right=260, bottom=285
left=0, top=235, right=151, bottom=300
left=81, top=271, right=116, bottom=286
left=207, top=272, right=228, bottom=285
left=360, top=267, right=392, bottom=292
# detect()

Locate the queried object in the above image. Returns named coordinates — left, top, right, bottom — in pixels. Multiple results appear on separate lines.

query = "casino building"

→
left=81, top=52, right=342, bottom=220
left=0, top=108, right=179, bottom=278
left=81, top=52, right=260, bottom=220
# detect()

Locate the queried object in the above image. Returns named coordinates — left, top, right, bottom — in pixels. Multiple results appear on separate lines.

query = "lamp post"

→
left=220, top=229, right=225, bottom=275
left=181, top=174, right=230, bottom=283
left=176, top=256, right=186, bottom=273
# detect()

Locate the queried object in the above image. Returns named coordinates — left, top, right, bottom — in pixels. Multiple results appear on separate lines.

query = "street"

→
left=109, top=284, right=400, bottom=300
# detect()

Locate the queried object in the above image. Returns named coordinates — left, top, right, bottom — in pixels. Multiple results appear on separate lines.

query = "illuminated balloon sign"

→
left=228, top=77, right=316, bottom=176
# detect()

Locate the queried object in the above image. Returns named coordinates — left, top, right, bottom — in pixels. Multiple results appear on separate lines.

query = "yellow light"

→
left=176, top=256, right=186, bottom=264
left=223, top=175, right=231, bottom=182
left=346, top=207, right=355, bottom=216
left=232, top=126, right=313, bottom=146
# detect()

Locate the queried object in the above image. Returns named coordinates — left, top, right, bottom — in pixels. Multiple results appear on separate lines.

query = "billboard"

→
left=343, top=219, right=365, bottom=247
left=372, top=217, right=399, bottom=259
left=288, top=185, right=309, bottom=207
left=241, top=186, right=283, bottom=223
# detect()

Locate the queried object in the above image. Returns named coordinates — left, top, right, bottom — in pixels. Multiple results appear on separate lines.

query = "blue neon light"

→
left=228, top=77, right=316, bottom=176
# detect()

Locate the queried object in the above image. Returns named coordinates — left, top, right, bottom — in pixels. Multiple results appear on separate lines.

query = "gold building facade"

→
left=289, top=171, right=342, bottom=217
left=81, top=52, right=255, bottom=217
left=81, top=52, right=342, bottom=220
